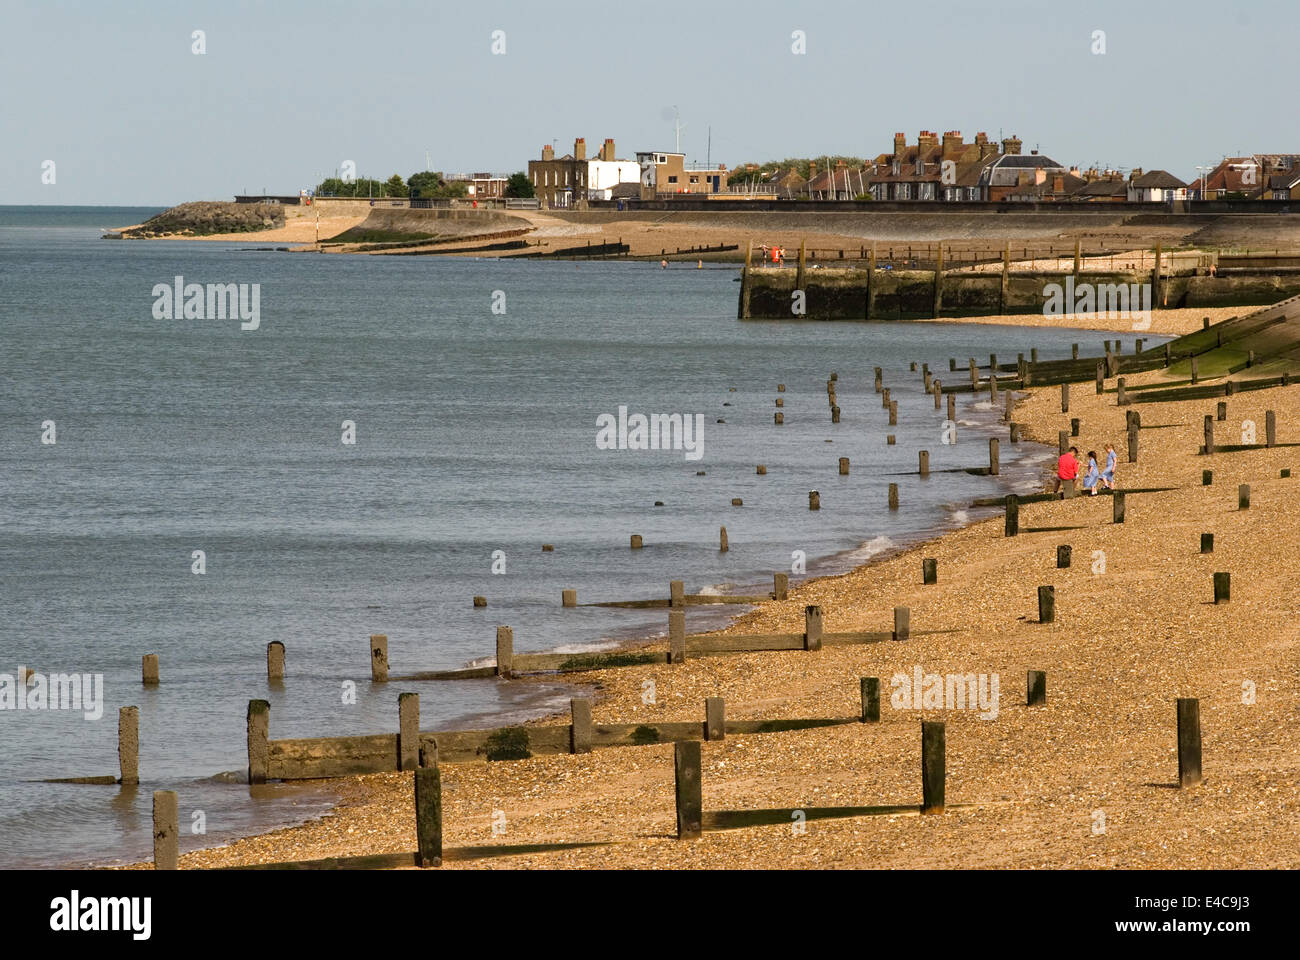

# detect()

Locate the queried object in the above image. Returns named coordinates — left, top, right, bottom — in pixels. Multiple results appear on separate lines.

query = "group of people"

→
left=1054, top=444, right=1118, bottom=495
left=759, top=244, right=786, bottom=265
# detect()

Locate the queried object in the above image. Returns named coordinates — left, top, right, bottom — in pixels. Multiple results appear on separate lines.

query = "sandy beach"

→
left=134, top=325, right=1300, bottom=871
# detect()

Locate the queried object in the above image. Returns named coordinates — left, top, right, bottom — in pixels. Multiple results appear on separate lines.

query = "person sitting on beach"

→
left=1053, top=447, right=1079, bottom=494
left=1102, top=443, right=1117, bottom=490
left=1082, top=451, right=1101, bottom=495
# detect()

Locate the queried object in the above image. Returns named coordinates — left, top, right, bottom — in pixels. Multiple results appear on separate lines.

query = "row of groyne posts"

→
left=737, top=237, right=1172, bottom=320
left=84, top=331, right=1270, bottom=868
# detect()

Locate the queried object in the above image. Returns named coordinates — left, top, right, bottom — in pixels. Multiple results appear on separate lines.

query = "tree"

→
left=383, top=174, right=409, bottom=198
left=407, top=171, right=443, bottom=198
left=504, top=172, right=535, bottom=199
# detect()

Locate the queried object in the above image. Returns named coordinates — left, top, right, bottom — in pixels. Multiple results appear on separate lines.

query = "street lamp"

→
left=1195, top=165, right=1212, bottom=201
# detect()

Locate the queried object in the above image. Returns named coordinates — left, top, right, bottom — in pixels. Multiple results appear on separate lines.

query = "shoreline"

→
left=144, top=346, right=1300, bottom=870
left=113, top=379, right=1060, bottom=869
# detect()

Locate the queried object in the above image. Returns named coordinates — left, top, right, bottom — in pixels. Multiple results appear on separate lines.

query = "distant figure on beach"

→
left=1053, top=446, right=1079, bottom=494
left=660, top=259, right=668, bottom=269
left=761, top=244, right=769, bottom=264
left=1082, top=450, right=1101, bottom=494
left=1102, top=443, right=1117, bottom=490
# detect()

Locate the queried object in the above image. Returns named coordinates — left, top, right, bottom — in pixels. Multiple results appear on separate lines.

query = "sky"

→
left=1, top=0, right=1296, bottom=206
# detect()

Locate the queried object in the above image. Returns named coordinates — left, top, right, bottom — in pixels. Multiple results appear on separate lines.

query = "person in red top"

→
left=1053, top=446, right=1079, bottom=494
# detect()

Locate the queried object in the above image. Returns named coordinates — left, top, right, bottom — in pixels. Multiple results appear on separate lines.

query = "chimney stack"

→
left=893, top=132, right=907, bottom=157
left=542, top=144, right=554, bottom=161
left=601, top=138, right=615, bottom=161
left=976, top=132, right=996, bottom=160
left=942, top=130, right=964, bottom=159
left=918, top=130, right=939, bottom=152
left=1001, top=136, right=1022, bottom=156
left=1052, top=175, right=1064, bottom=193
left=574, top=137, right=586, bottom=161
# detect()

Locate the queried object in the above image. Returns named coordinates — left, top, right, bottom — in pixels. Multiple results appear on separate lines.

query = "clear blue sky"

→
left=1, top=0, right=1293, bottom=205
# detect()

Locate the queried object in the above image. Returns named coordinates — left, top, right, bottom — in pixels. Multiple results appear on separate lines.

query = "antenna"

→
left=707, top=125, right=711, bottom=168
left=673, top=106, right=687, bottom=154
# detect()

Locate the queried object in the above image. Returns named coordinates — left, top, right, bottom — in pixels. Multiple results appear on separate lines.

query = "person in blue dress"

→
left=1102, top=443, right=1117, bottom=490
left=1082, top=450, right=1101, bottom=494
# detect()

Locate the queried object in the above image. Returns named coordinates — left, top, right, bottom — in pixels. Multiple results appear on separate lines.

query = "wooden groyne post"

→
left=153, top=790, right=179, bottom=870
left=119, top=706, right=139, bottom=785
left=674, top=740, right=703, bottom=839
left=1177, top=698, right=1202, bottom=787
left=399, top=693, right=420, bottom=771
left=370, top=634, right=389, bottom=682
left=266, top=641, right=285, bottom=683
left=921, top=722, right=945, bottom=814
left=804, top=605, right=823, bottom=650
left=737, top=240, right=752, bottom=319
left=247, top=699, right=269, bottom=784
left=860, top=678, right=880, bottom=722
left=415, top=766, right=443, bottom=867
left=1027, top=670, right=1047, bottom=706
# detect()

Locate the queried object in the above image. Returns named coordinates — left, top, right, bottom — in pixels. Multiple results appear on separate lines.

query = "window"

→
left=668, top=175, right=678, bottom=184
left=689, top=176, right=698, bottom=184
left=657, top=155, right=667, bottom=164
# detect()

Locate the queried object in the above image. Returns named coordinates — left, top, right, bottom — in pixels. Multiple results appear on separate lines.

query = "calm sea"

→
left=0, top=205, right=1160, bottom=867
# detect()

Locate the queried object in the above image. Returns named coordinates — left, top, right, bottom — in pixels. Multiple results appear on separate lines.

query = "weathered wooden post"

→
left=1027, top=671, right=1047, bottom=706
left=809, top=490, right=821, bottom=510
left=370, top=634, right=389, bottom=682
left=630, top=534, right=644, bottom=549
left=674, top=740, right=703, bottom=839
left=888, top=483, right=899, bottom=510
left=1010, top=423, right=1020, bottom=442
left=831, top=405, right=841, bottom=423
left=570, top=698, right=593, bottom=754
left=946, top=393, right=955, bottom=421
left=669, top=609, right=686, bottom=663
left=1004, top=391, right=1013, bottom=422
left=1031, top=347, right=1039, bottom=363
left=921, top=722, right=945, bottom=814
left=1038, top=585, right=1055, bottom=624
left=773, top=572, right=788, bottom=601
left=1117, top=378, right=1127, bottom=405
left=1063, top=478, right=1076, bottom=499
left=1057, top=545, right=1072, bottom=568
left=1058, top=430, right=1069, bottom=455
left=839, top=457, right=850, bottom=475
left=874, top=367, right=883, bottom=392
left=414, top=766, right=443, bottom=867
left=1061, top=383, right=1069, bottom=413
left=893, top=606, right=910, bottom=642
left=1177, top=698, right=1202, bottom=788
left=670, top=580, right=684, bottom=607
left=1072, top=343, right=1079, bottom=360
left=1238, top=484, right=1250, bottom=509
left=860, top=678, right=880, bottom=722
left=1203, top=416, right=1214, bottom=455
left=705, top=697, right=725, bottom=741
left=1071, top=418, right=1080, bottom=437
left=562, top=588, right=578, bottom=607
left=882, top=386, right=890, bottom=409
left=922, top=558, right=937, bottom=584
left=1190, top=356, right=1199, bottom=384
left=933, top=381, right=942, bottom=410
left=919, top=451, right=929, bottom=476
left=399, top=692, right=420, bottom=771
left=969, top=357, right=978, bottom=387
left=495, top=626, right=513, bottom=678
left=152, top=790, right=179, bottom=871
left=266, top=641, right=285, bottom=683
left=247, top=699, right=269, bottom=785
left=989, top=353, right=998, bottom=371
left=989, top=370, right=999, bottom=402
left=1266, top=410, right=1276, bottom=447
left=1096, top=361, right=1105, bottom=394
left=923, top=369, right=933, bottom=392
left=889, top=400, right=898, bottom=425
left=1214, top=401, right=1226, bottom=422
left=1005, top=495, right=1019, bottom=537
left=142, top=654, right=159, bottom=686
left=1128, top=425, right=1139, bottom=463
left=1202, top=469, right=1213, bottom=486
left=119, top=706, right=139, bottom=786
left=1113, top=492, right=1126, bottom=524
left=719, top=525, right=728, bottom=552
left=1213, top=572, right=1230, bottom=604
left=1200, top=533, right=1214, bottom=554
left=988, top=438, right=999, bottom=475
left=1018, top=355, right=1028, bottom=382
left=804, top=604, right=823, bottom=651
left=756, top=464, right=767, bottom=474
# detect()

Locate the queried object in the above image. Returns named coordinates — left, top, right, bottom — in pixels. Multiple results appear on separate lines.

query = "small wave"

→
left=845, top=534, right=895, bottom=562
left=547, top=639, right=622, bottom=655
left=949, top=509, right=969, bottom=524
left=696, top=583, right=726, bottom=596
left=969, top=401, right=994, bottom=411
